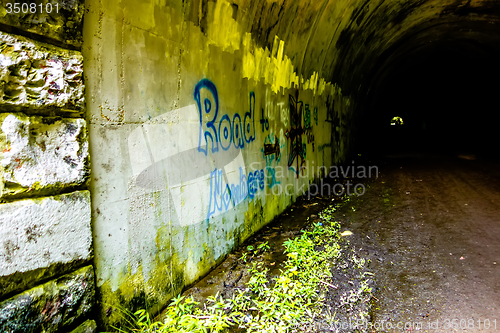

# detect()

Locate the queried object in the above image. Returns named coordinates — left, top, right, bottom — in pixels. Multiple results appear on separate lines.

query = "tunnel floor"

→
left=170, top=153, right=500, bottom=332
left=342, top=153, right=500, bottom=331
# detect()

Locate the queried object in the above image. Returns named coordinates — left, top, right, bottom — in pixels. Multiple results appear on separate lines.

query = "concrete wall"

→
left=1, top=0, right=493, bottom=330
left=83, top=0, right=354, bottom=327
left=0, top=2, right=96, bottom=332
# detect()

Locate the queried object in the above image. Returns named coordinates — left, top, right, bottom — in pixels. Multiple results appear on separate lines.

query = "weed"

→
left=112, top=204, right=372, bottom=333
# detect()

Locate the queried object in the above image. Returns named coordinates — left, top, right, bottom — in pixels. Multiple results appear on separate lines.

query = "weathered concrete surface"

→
left=0, top=113, right=89, bottom=199
left=69, top=319, right=97, bottom=333
left=0, top=265, right=95, bottom=333
left=0, top=191, right=92, bottom=298
left=84, top=1, right=350, bottom=327
left=0, top=32, right=85, bottom=114
left=82, top=0, right=500, bottom=328
left=84, top=6, right=353, bottom=328
left=0, top=0, right=85, bottom=48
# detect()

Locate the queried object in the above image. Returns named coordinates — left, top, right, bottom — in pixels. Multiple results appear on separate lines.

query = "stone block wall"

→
left=0, top=2, right=95, bottom=332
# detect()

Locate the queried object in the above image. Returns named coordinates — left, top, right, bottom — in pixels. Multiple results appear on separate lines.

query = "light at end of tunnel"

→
left=391, top=116, right=404, bottom=126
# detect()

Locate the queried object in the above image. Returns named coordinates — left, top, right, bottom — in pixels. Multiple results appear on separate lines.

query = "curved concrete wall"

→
left=83, top=1, right=355, bottom=326
left=81, top=0, right=500, bottom=328
left=1, top=0, right=498, bottom=331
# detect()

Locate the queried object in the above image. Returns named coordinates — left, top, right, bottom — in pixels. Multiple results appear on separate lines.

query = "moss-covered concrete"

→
left=0, top=265, right=95, bottom=332
left=82, top=0, right=500, bottom=329
left=84, top=1, right=352, bottom=328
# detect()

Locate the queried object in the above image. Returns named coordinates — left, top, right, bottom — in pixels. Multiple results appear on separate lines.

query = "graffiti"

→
left=207, top=167, right=264, bottom=219
left=266, top=167, right=280, bottom=189
left=306, top=131, right=315, bottom=152
left=301, top=104, right=318, bottom=152
left=260, top=108, right=269, bottom=132
left=276, top=102, right=288, bottom=126
left=325, top=94, right=343, bottom=144
left=304, top=104, right=312, bottom=130
left=285, top=94, right=306, bottom=177
left=263, top=137, right=281, bottom=159
left=194, top=79, right=256, bottom=155
left=326, top=96, right=335, bottom=123
left=262, top=134, right=284, bottom=189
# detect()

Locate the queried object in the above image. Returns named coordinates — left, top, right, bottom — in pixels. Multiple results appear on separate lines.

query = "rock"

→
left=0, top=0, right=85, bottom=48
left=340, top=230, right=353, bottom=236
left=0, top=265, right=95, bottom=333
left=0, top=32, right=84, bottom=113
left=0, top=113, right=89, bottom=198
left=0, top=191, right=92, bottom=297
left=69, top=319, right=97, bottom=333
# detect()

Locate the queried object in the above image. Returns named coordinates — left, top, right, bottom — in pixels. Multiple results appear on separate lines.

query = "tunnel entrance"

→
left=360, top=38, right=500, bottom=158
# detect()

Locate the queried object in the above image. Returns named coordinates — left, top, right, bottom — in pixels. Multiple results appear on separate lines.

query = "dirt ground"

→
left=178, top=153, right=500, bottom=332
left=340, top=153, right=500, bottom=332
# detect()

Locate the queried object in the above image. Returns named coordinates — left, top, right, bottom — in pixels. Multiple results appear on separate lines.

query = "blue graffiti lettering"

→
left=233, top=114, right=244, bottom=149
left=260, top=108, right=269, bottom=132
left=244, top=92, right=256, bottom=143
left=207, top=169, right=229, bottom=218
left=267, top=167, right=279, bottom=188
left=195, top=79, right=255, bottom=155
left=262, top=133, right=284, bottom=189
left=207, top=167, right=264, bottom=219
left=194, top=79, right=219, bottom=155
left=248, top=169, right=265, bottom=199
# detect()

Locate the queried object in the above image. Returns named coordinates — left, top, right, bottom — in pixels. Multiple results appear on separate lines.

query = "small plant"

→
left=240, top=252, right=248, bottom=263
left=117, top=204, right=372, bottom=333
left=240, top=242, right=271, bottom=263
left=257, top=241, right=270, bottom=252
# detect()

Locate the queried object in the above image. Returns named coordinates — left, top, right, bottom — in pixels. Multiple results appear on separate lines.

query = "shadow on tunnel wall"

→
left=358, top=39, right=500, bottom=159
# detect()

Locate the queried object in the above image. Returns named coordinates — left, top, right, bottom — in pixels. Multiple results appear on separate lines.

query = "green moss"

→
left=98, top=261, right=174, bottom=330
left=0, top=259, right=91, bottom=301
left=69, top=319, right=97, bottom=333
left=0, top=0, right=85, bottom=48
left=0, top=266, right=94, bottom=332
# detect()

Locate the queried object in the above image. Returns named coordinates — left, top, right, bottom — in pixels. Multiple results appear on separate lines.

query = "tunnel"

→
left=359, top=24, right=500, bottom=157
left=0, top=0, right=499, bottom=331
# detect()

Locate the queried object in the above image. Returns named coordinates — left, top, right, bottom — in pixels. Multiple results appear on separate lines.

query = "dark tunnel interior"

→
left=359, top=36, right=500, bottom=159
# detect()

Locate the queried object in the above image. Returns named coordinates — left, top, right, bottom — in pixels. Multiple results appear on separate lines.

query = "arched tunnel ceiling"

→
left=224, top=0, right=500, bottom=100
left=362, top=20, right=500, bottom=110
